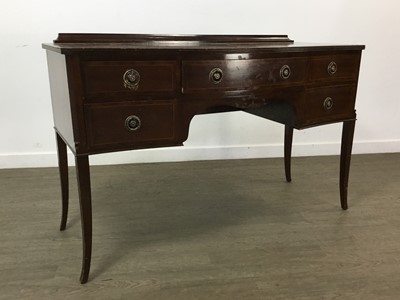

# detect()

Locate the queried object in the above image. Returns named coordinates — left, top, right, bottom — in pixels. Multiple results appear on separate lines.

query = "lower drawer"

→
left=298, top=85, right=357, bottom=127
left=85, top=101, right=176, bottom=148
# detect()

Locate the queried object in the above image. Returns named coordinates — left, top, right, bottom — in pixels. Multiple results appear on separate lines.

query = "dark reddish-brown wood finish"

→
left=55, top=131, right=68, bottom=231
left=43, top=34, right=364, bottom=283
left=284, top=125, right=294, bottom=183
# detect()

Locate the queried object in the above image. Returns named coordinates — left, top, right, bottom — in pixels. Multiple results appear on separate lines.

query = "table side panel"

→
left=45, top=51, right=75, bottom=151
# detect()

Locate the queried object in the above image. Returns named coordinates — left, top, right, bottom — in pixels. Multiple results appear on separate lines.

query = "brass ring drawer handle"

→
left=125, top=115, right=141, bottom=131
left=327, top=61, right=337, bottom=75
left=280, top=65, right=291, bottom=80
left=123, top=69, right=140, bottom=90
left=209, top=68, right=223, bottom=84
left=323, top=97, right=334, bottom=111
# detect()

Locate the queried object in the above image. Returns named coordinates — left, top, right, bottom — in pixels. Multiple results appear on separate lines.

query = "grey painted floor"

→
left=0, top=153, right=399, bottom=299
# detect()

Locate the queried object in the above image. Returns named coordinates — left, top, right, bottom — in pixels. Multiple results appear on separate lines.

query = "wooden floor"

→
left=1, top=153, right=400, bottom=299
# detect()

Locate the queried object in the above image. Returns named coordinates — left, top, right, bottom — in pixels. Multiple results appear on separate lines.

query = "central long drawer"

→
left=182, top=58, right=307, bottom=93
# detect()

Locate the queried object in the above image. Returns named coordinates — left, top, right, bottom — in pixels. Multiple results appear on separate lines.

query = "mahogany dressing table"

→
left=43, top=33, right=364, bottom=283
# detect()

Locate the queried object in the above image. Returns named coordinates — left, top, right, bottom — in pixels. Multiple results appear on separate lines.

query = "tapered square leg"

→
left=340, top=119, right=356, bottom=210
left=75, top=155, right=92, bottom=284
left=56, top=132, right=69, bottom=231
left=284, top=125, right=294, bottom=183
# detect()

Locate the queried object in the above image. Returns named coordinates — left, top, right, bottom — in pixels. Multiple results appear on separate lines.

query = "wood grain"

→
left=1, top=154, right=399, bottom=299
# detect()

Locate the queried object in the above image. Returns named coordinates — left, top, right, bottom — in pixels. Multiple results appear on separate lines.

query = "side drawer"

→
left=308, top=54, right=361, bottom=83
left=82, top=61, right=177, bottom=97
left=298, top=85, right=357, bottom=127
left=182, top=58, right=306, bottom=93
left=85, top=101, right=176, bottom=148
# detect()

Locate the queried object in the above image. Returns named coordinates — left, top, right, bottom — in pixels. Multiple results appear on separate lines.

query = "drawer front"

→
left=182, top=58, right=307, bottom=93
left=300, top=85, right=357, bottom=126
left=82, top=61, right=177, bottom=97
left=308, top=54, right=360, bottom=82
left=85, top=101, right=175, bottom=147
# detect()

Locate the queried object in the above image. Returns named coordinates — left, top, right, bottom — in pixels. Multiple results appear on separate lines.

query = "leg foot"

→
left=340, top=120, right=356, bottom=210
left=284, top=125, right=294, bottom=182
left=56, top=132, right=69, bottom=231
left=75, top=155, right=92, bottom=284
